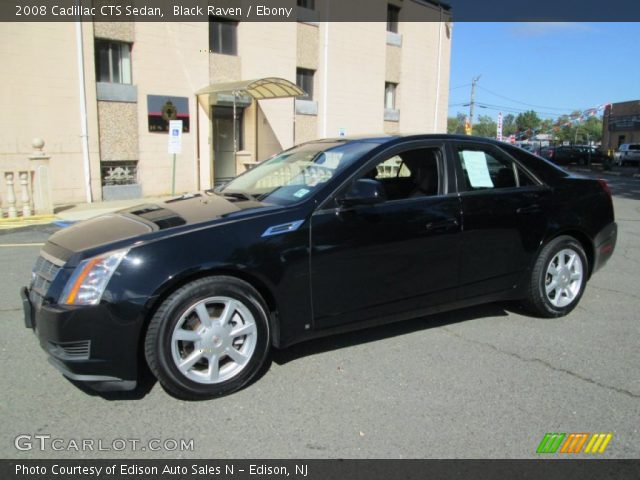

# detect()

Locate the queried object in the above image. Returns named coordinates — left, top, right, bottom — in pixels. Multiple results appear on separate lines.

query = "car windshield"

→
left=218, top=141, right=380, bottom=205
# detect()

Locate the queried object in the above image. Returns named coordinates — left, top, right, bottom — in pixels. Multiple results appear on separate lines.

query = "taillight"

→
left=597, top=179, right=612, bottom=199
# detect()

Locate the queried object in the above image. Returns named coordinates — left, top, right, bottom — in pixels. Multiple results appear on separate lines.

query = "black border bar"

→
left=3, top=460, right=640, bottom=480
left=4, top=0, right=640, bottom=22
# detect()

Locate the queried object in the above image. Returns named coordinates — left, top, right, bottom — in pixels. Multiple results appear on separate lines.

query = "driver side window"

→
left=363, top=148, right=442, bottom=201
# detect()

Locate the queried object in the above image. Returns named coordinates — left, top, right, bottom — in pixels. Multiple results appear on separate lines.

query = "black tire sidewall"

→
left=148, top=277, right=270, bottom=399
left=535, top=237, right=588, bottom=317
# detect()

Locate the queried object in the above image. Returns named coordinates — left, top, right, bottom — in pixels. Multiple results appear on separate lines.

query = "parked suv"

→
left=613, top=143, right=640, bottom=166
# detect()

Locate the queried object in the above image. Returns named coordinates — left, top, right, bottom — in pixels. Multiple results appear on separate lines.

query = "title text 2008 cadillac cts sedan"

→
left=22, top=135, right=617, bottom=399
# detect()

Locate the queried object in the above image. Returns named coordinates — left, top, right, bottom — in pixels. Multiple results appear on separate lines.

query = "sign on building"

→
left=148, top=95, right=190, bottom=133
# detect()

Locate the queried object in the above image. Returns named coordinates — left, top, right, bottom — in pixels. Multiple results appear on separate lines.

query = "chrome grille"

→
left=30, top=254, right=63, bottom=307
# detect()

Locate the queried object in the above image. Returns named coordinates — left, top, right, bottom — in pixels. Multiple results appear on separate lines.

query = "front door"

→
left=310, top=143, right=462, bottom=330
left=212, top=106, right=242, bottom=186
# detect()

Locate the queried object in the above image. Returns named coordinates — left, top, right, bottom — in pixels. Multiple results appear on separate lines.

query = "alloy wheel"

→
left=170, top=296, right=257, bottom=384
left=544, top=248, right=584, bottom=308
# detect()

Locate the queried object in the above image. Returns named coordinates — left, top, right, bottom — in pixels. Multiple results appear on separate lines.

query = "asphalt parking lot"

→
left=1, top=172, right=639, bottom=459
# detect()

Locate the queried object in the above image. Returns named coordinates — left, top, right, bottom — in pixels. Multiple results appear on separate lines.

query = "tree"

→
left=552, top=115, right=603, bottom=144
left=515, top=110, right=541, bottom=133
left=447, top=112, right=467, bottom=135
left=579, top=116, right=603, bottom=143
left=472, top=115, right=497, bottom=138
left=502, top=114, right=517, bottom=137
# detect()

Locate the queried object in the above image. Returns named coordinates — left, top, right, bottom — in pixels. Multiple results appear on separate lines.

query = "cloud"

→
left=508, top=22, right=595, bottom=37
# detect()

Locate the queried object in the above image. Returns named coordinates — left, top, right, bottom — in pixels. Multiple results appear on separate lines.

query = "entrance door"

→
left=212, top=106, right=242, bottom=186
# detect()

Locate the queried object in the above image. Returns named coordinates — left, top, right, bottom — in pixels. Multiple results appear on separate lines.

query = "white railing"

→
left=1, top=171, right=33, bottom=219
left=1, top=139, right=51, bottom=219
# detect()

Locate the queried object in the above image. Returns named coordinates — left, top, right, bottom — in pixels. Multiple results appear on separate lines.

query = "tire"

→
left=145, top=276, right=271, bottom=400
left=523, top=236, right=588, bottom=318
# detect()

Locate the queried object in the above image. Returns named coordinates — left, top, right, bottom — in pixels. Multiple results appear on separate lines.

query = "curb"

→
left=0, top=214, right=55, bottom=223
left=0, top=215, right=56, bottom=230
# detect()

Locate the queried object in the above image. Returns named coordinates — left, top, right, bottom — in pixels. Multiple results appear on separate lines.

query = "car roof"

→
left=318, top=134, right=515, bottom=147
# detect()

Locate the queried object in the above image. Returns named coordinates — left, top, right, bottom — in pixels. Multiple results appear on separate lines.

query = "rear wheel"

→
left=145, top=276, right=270, bottom=400
left=523, top=236, right=588, bottom=318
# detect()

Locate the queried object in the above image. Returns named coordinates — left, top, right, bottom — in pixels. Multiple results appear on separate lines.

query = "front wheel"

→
left=523, top=236, right=588, bottom=318
left=145, top=276, right=271, bottom=400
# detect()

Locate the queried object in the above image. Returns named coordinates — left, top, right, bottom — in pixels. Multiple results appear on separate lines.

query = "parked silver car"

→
left=613, top=143, right=640, bottom=166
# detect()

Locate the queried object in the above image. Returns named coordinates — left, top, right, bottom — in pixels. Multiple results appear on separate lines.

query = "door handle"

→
left=517, top=205, right=541, bottom=215
left=426, top=218, right=459, bottom=232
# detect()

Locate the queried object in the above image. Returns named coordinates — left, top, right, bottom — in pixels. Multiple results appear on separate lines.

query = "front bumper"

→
left=21, top=287, right=140, bottom=391
left=592, top=221, right=617, bottom=274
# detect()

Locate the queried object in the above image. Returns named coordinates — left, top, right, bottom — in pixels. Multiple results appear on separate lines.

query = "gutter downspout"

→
left=75, top=18, right=93, bottom=203
left=432, top=8, right=444, bottom=133
left=322, top=15, right=330, bottom=138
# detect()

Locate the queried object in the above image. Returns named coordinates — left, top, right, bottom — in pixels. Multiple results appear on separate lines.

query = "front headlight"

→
left=60, top=249, right=129, bottom=305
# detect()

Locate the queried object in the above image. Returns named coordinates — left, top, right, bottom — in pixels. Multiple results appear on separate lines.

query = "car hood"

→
left=46, top=193, right=274, bottom=255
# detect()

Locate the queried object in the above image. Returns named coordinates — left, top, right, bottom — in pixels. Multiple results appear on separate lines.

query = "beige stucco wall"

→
left=386, top=45, right=402, bottom=84
left=97, top=102, right=139, bottom=161
left=209, top=53, right=241, bottom=83
left=93, top=22, right=134, bottom=42
left=0, top=22, right=101, bottom=208
left=397, top=20, right=451, bottom=134
left=320, top=22, right=387, bottom=138
left=384, top=120, right=400, bottom=135
left=297, top=23, right=319, bottom=70
left=132, top=22, right=209, bottom=196
left=295, top=115, right=319, bottom=144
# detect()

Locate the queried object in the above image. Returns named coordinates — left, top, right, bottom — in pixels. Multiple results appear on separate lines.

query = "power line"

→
left=448, top=100, right=584, bottom=118
left=475, top=102, right=567, bottom=117
left=476, top=85, right=583, bottom=112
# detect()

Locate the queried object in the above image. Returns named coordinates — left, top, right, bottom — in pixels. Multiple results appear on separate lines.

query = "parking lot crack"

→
left=440, top=327, right=640, bottom=400
left=590, top=284, right=640, bottom=301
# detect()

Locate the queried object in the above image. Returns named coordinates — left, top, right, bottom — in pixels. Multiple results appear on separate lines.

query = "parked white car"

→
left=613, top=143, right=640, bottom=166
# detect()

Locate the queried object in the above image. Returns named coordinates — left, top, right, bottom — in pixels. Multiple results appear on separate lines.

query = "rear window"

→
left=629, top=144, right=640, bottom=151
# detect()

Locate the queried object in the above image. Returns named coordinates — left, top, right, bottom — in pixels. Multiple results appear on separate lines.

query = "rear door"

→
left=451, top=140, right=551, bottom=299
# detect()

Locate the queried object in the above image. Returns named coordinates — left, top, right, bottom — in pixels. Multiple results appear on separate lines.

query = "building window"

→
left=385, top=82, right=397, bottom=110
left=95, top=40, right=132, bottom=84
left=297, top=0, right=315, bottom=9
left=387, top=5, right=400, bottom=33
left=209, top=17, right=238, bottom=55
left=297, top=68, right=315, bottom=100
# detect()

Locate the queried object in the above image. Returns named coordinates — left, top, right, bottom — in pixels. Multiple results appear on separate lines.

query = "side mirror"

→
left=338, top=179, right=387, bottom=207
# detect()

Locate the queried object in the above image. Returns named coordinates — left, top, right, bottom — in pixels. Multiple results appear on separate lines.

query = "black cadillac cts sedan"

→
left=22, top=135, right=617, bottom=399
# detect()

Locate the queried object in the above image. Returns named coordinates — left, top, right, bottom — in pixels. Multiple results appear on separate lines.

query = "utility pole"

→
left=469, top=75, right=481, bottom=132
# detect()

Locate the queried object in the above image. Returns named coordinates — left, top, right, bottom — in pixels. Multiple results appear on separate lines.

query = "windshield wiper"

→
left=219, top=191, right=257, bottom=202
